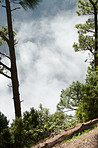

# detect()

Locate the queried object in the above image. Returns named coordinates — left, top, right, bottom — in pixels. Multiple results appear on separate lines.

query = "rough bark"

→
left=94, top=4, right=98, bottom=69
left=5, top=0, right=21, bottom=118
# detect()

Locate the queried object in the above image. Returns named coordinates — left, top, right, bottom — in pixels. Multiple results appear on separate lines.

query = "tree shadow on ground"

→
left=41, top=118, right=98, bottom=148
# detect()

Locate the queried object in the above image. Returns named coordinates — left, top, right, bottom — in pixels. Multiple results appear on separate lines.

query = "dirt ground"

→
left=32, top=118, right=98, bottom=148
left=55, top=127, right=98, bottom=148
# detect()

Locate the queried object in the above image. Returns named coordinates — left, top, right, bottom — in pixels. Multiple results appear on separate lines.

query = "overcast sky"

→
left=0, top=0, right=89, bottom=122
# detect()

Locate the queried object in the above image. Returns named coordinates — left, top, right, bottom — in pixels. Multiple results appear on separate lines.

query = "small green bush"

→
left=76, top=67, right=98, bottom=122
left=0, top=112, right=12, bottom=148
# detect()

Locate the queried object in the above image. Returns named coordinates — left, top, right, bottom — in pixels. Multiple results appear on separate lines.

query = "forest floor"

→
left=32, top=118, right=98, bottom=148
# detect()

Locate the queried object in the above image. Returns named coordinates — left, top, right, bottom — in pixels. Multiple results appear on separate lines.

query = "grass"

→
left=65, top=124, right=98, bottom=143
left=66, top=132, right=82, bottom=143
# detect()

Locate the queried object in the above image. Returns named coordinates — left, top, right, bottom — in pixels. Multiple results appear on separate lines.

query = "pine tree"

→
left=0, top=0, right=42, bottom=118
left=73, top=0, right=98, bottom=69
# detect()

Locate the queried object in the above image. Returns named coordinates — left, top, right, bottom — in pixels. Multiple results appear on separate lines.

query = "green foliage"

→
left=0, top=65, right=4, bottom=73
left=0, top=107, right=79, bottom=148
left=0, top=26, right=8, bottom=46
left=73, top=18, right=95, bottom=53
left=11, top=117, right=36, bottom=148
left=0, top=112, right=12, bottom=148
left=11, top=107, right=39, bottom=147
left=66, top=129, right=91, bottom=143
left=0, top=0, right=42, bottom=9
left=49, top=111, right=68, bottom=132
left=57, top=65, right=98, bottom=123
left=10, top=105, right=75, bottom=147
left=10, top=106, right=51, bottom=147
left=38, top=103, right=50, bottom=124
left=76, top=67, right=98, bottom=122
left=76, top=0, right=96, bottom=16
left=23, top=107, right=39, bottom=129
left=19, top=0, right=42, bottom=10
left=0, top=112, right=9, bottom=133
left=73, top=0, right=98, bottom=64
left=57, top=81, right=83, bottom=112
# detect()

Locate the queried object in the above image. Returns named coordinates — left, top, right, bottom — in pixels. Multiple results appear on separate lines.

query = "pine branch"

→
left=0, top=71, right=11, bottom=79
left=89, top=48, right=93, bottom=54
left=64, top=109, right=76, bottom=113
left=89, top=0, right=96, bottom=9
left=12, top=1, right=20, bottom=4
left=0, top=61, right=11, bottom=71
left=89, top=0, right=94, bottom=6
left=79, top=1, right=92, bottom=8
left=2, top=5, right=6, bottom=8
left=0, top=51, right=10, bottom=59
left=79, top=29, right=94, bottom=33
left=86, top=30, right=94, bottom=33
left=11, top=7, right=21, bottom=11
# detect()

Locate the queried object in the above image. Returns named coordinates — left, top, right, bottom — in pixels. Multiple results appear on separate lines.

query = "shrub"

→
left=0, top=112, right=12, bottom=148
left=76, top=67, right=98, bottom=122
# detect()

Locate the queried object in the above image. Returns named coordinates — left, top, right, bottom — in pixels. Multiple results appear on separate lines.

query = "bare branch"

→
left=20, top=100, right=24, bottom=103
left=0, top=51, right=10, bottom=59
left=11, top=7, right=21, bottom=11
left=0, top=61, right=11, bottom=71
left=8, top=84, right=12, bottom=87
left=89, top=48, right=93, bottom=54
left=0, top=71, right=11, bottom=79
left=64, top=109, right=76, bottom=113
left=2, top=5, right=6, bottom=8
left=13, top=1, right=20, bottom=4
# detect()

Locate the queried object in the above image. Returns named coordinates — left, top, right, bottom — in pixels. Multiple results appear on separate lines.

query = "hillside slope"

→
left=33, top=118, right=98, bottom=148
left=55, top=126, right=98, bottom=148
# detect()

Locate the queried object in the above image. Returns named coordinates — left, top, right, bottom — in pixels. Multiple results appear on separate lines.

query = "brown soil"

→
left=32, top=118, right=98, bottom=148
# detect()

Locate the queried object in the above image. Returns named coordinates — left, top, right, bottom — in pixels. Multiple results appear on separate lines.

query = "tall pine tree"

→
left=73, top=0, right=98, bottom=70
left=0, top=0, right=42, bottom=118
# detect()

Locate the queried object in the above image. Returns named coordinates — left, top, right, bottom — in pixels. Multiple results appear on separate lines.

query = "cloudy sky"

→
left=0, top=0, right=89, bottom=122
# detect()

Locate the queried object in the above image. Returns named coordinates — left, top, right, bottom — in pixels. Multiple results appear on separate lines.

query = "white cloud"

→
left=0, top=10, right=89, bottom=121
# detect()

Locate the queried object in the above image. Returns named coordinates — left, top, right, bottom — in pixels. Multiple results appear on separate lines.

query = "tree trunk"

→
left=94, top=5, right=98, bottom=70
left=5, top=0, right=21, bottom=118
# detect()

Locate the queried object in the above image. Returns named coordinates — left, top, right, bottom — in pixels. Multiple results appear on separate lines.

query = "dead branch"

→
left=0, top=61, right=11, bottom=71
left=2, top=5, right=6, bottom=8
left=0, top=71, right=11, bottom=79
left=11, top=7, right=20, bottom=11
left=0, top=51, right=10, bottom=59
